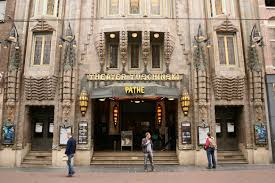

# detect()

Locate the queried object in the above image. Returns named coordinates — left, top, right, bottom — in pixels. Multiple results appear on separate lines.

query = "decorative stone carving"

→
left=142, top=31, right=150, bottom=74
left=164, top=32, right=175, bottom=73
left=24, top=76, right=58, bottom=100
left=95, top=33, right=106, bottom=74
left=215, top=19, right=238, bottom=32
left=120, top=31, right=128, bottom=74
left=32, top=19, right=55, bottom=32
left=213, top=76, right=245, bottom=100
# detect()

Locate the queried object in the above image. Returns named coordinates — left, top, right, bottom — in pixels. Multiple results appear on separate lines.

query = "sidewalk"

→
left=1, top=164, right=275, bottom=183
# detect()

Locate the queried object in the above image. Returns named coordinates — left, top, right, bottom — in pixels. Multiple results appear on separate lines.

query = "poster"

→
left=198, top=126, right=210, bottom=145
left=49, top=123, right=54, bottom=133
left=216, top=123, right=221, bottom=133
left=255, top=124, right=268, bottom=145
left=121, top=131, right=133, bottom=147
left=227, top=122, right=235, bottom=133
left=35, top=123, right=43, bottom=133
left=59, top=126, right=72, bottom=145
left=2, top=124, right=15, bottom=145
left=78, top=122, right=88, bottom=144
left=181, top=122, right=191, bottom=144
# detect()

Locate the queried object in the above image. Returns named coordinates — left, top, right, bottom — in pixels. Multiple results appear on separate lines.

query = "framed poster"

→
left=78, top=122, right=88, bottom=144
left=35, top=123, right=43, bottom=133
left=2, top=124, right=15, bottom=145
left=121, top=131, right=133, bottom=150
left=227, top=122, right=235, bottom=133
left=49, top=123, right=54, bottom=133
left=255, top=124, right=268, bottom=145
left=181, top=122, right=191, bottom=145
left=59, top=126, right=72, bottom=145
left=198, top=126, right=210, bottom=145
left=216, top=123, right=221, bottom=133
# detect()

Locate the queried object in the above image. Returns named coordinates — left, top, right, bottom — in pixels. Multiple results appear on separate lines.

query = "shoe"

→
left=151, top=168, right=155, bottom=172
left=67, top=174, right=73, bottom=177
left=212, top=166, right=216, bottom=169
left=72, top=171, right=75, bottom=175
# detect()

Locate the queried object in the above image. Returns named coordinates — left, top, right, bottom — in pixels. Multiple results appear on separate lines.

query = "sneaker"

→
left=67, top=174, right=73, bottom=177
left=212, top=166, right=216, bottom=169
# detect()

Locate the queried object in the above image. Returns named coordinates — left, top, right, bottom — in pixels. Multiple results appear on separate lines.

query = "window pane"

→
left=47, top=0, right=55, bottom=15
left=130, top=0, right=140, bottom=14
left=152, top=45, right=160, bottom=68
left=215, top=0, right=223, bottom=15
left=227, top=36, right=236, bottom=65
left=0, top=1, right=6, bottom=20
left=33, top=35, right=43, bottom=65
left=110, top=44, right=118, bottom=68
left=271, top=42, right=275, bottom=66
left=131, top=44, right=139, bottom=68
left=109, top=0, right=119, bottom=15
left=151, top=0, right=160, bottom=15
left=218, top=36, right=226, bottom=65
left=43, top=34, right=52, bottom=65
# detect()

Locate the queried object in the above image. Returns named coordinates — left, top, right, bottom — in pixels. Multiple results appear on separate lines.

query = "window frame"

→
left=150, top=0, right=162, bottom=16
left=129, top=0, right=141, bottom=15
left=210, top=0, right=234, bottom=17
left=151, top=42, right=163, bottom=69
left=217, top=33, right=238, bottom=66
left=108, top=0, right=120, bottom=16
left=34, top=0, right=60, bottom=17
left=31, top=32, right=53, bottom=66
left=108, top=43, right=119, bottom=69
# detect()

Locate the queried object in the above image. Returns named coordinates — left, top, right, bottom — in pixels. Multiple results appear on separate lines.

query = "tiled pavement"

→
left=1, top=165, right=275, bottom=183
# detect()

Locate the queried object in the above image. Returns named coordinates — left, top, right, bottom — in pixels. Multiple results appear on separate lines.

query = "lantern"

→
left=79, top=89, right=88, bottom=116
left=181, top=92, right=190, bottom=116
left=113, top=105, right=119, bottom=127
left=156, top=105, right=162, bottom=126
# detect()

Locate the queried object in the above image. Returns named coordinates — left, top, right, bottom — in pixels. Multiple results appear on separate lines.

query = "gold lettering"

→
left=166, top=74, right=171, bottom=80
left=141, top=87, right=145, bottom=94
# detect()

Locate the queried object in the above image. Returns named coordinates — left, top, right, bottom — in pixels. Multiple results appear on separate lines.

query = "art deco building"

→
left=0, top=0, right=271, bottom=167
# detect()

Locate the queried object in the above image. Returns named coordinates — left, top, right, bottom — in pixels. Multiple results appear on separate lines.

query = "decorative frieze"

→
left=95, top=32, right=106, bottom=74
left=213, top=76, right=245, bottom=100
left=164, top=32, right=175, bottom=73
left=142, top=31, right=150, bottom=74
left=215, top=19, right=238, bottom=33
left=31, top=20, right=55, bottom=32
left=120, top=31, right=128, bottom=74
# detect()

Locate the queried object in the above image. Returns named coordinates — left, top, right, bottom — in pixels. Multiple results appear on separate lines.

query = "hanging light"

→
left=113, top=105, right=119, bottom=127
left=110, top=33, right=116, bottom=39
left=79, top=89, right=89, bottom=116
left=181, top=91, right=190, bottom=116
left=156, top=105, right=162, bottom=126
left=132, top=32, right=138, bottom=38
left=154, top=33, right=160, bottom=39
left=8, top=25, right=17, bottom=42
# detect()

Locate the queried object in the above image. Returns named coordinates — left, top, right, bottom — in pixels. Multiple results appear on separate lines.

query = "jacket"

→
left=141, top=138, right=153, bottom=153
left=204, top=137, right=217, bottom=150
left=65, top=137, right=76, bottom=155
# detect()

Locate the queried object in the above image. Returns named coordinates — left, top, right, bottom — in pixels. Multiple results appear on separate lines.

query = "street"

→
left=0, top=165, right=275, bottom=183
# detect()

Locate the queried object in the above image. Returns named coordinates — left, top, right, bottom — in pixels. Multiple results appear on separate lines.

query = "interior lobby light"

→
left=168, top=98, right=175, bottom=101
left=132, top=32, right=138, bottom=38
left=154, top=33, right=160, bottom=38
left=99, top=98, right=106, bottom=102
left=134, top=100, right=141, bottom=104
left=110, top=33, right=116, bottom=39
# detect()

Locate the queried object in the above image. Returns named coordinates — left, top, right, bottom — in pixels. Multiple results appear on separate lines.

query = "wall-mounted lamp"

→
left=156, top=104, right=162, bottom=126
left=0, top=23, right=20, bottom=50
left=58, top=23, right=77, bottom=48
left=79, top=89, right=89, bottom=116
left=113, top=105, right=119, bottom=127
left=181, top=92, right=190, bottom=116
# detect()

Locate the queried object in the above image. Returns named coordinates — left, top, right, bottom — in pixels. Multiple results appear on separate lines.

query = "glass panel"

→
left=110, top=44, right=118, bottom=68
left=33, top=35, right=43, bottom=65
left=151, top=0, right=160, bottom=15
left=47, top=0, right=55, bottom=15
left=109, top=0, right=119, bottom=15
left=218, top=36, right=226, bottom=65
left=0, top=1, right=6, bottom=20
left=152, top=45, right=161, bottom=68
left=131, top=44, right=139, bottom=68
left=227, top=36, right=236, bottom=65
left=271, top=41, right=275, bottom=66
left=43, top=34, right=52, bottom=64
left=215, top=0, right=223, bottom=15
left=130, top=0, right=140, bottom=14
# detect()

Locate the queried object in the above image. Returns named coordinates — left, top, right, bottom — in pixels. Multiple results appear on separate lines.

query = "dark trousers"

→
left=144, top=152, right=154, bottom=170
left=206, top=148, right=216, bottom=168
left=67, top=154, right=75, bottom=175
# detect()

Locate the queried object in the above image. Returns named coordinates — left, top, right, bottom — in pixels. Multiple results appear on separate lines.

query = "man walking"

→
left=204, top=132, right=217, bottom=169
left=142, top=132, right=154, bottom=172
left=65, top=132, right=76, bottom=177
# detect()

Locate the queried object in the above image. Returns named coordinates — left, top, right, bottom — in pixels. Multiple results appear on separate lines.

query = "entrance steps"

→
left=91, top=151, right=179, bottom=165
left=218, top=151, right=248, bottom=164
left=21, top=151, right=52, bottom=167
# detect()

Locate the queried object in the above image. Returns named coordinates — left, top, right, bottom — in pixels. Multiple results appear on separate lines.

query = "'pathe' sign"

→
left=125, top=86, right=145, bottom=94
left=87, top=74, right=182, bottom=81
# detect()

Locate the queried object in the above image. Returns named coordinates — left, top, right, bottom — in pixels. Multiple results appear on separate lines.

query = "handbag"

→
left=62, top=155, right=68, bottom=161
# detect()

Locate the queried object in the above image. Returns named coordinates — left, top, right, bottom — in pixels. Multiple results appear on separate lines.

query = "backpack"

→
left=209, top=137, right=217, bottom=149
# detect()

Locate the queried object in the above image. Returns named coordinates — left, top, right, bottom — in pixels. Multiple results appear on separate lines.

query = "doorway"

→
left=30, top=106, right=54, bottom=151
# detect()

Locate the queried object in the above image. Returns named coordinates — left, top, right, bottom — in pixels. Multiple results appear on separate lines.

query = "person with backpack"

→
left=141, top=132, right=155, bottom=172
left=204, top=132, right=217, bottom=169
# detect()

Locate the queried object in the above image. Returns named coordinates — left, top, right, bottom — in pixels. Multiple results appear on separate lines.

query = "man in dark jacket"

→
left=65, top=132, right=76, bottom=177
left=142, top=132, right=154, bottom=172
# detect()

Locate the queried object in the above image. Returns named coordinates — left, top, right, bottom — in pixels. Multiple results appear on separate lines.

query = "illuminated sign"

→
left=86, top=74, right=182, bottom=81
left=124, top=86, right=145, bottom=94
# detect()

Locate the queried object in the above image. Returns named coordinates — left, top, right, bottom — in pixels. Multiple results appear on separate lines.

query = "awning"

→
left=90, top=83, right=180, bottom=99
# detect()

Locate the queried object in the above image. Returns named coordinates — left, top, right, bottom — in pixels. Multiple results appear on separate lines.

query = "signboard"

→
left=255, top=124, right=268, bottom=145
left=121, top=131, right=133, bottom=150
left=2, top=124, right=15, bottom=145
left=227, top=122, right=235, bottom=133
left=198, top=126, right=210, bottom=145
left=125, top=86, right=145, bottom=94
left=78, top=122, right=88, bottom=144
left=216, top=123, right=221, bottom=133
left=59, top=126, right=72, bottom=145
left=49, top=123, right=54, bottom=133
left=181, top=122, right=191, bottom=145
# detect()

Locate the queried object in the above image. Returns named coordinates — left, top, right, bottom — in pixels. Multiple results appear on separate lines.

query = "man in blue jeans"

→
left=142, top=132, right=155, bottom=172
left=65, top=132, right=76, bottom=177
left=204, top=132, right=217, bottom=169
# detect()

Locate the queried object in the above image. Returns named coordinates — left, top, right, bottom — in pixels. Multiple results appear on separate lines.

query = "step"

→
left=93, top=152, right=177, bottom=157
left=90, top=161, right=179, bottom=165
left=21, top=164, right=52, bottom=168
left=23, top=156, right=52, bottom=161
left=218, top=161, right=248, bottom=164
left=28, top=152, right=52, bottom=157
left=21, top=161, right=52, bottom=165
left=92, top=157, right=178, bottom=161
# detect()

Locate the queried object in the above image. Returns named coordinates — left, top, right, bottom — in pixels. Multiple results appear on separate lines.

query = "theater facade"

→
left=0, top=0, right=272, bottom=167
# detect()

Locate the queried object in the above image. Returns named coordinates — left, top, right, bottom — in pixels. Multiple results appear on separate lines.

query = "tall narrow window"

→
left=0, top=0, right=6, bottom=21
left=47, top=0, right=55, bottom=15
left=151, top=32, right=163, bottom=69
left=106, top=32, right=119, bottom=69
left=128, top=32, right=141, bottom=69
left=110, top=44, right=118, bottom=68
left=32, top=33, right=53, bottom=65
left=151, top=0, right=160, bottom=15
left=269, top=29, right=275, bottom=66
left=152, top=45, right=161, bottom=68
left=215, top=0, right=223, bottom=15
left=131, top=44, right=139, bottom=68
left=217, top=34, right=236, bottom=65
left=130, top=0, right=140, bottom=14
left=109, top=0, right=119, bottom=15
